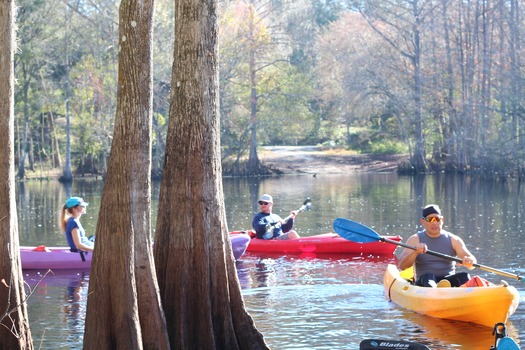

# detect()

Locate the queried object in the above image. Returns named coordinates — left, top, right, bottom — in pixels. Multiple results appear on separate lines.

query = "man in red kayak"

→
left=252, top=194, right=301, bottom=240
left=398, top=204, right=477, bottom=287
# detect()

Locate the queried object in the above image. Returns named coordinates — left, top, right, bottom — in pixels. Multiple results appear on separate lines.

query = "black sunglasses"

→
left=258, top=201, right=270, bottom=205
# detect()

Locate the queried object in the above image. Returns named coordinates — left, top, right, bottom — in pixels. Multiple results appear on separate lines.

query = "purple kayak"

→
left=229, top=233, right=250, bottom=260
left=21, top=234, right=251, bottom=270
left=20, top=246, right=92, bottom=270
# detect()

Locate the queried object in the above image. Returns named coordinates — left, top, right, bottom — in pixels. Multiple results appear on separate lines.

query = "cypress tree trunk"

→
left=0, top=1, right=34, bottom=348
left=153, top=0, right=268, bottom=347
left=83, top=0, right=169, bottom=348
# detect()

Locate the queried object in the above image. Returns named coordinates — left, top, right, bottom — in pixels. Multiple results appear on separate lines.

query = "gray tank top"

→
left=415, top=230, right=456, bottom=278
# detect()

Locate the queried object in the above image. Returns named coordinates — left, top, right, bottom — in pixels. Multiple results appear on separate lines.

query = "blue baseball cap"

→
left=65, top=197, right=88, bottom=208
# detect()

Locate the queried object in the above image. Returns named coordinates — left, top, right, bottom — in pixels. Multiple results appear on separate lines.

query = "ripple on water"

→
left=244, top=283, right=399, bottom=349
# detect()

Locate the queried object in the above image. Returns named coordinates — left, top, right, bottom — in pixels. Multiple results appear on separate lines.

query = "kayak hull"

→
left=230, top=231, right=401, bottom=255
left=229, top=234, right=250, bottom=260
left=21, top=247, right=92, bottom=270
left=21, top=235, right=251, bottom=270
left=383, top=264, right=520, bottom=328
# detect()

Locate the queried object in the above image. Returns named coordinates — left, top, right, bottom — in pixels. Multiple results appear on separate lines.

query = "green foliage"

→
left=366, top=140, right=407, bottom=154
left=312, top=0, right=344, bottom=27
left=219, top=0, right=320, bottom=161
left=256, top=65, right=317, bottom=145
left=12, top=0, right=525, bottom=178
left=69, top=55, right=116, bottom=162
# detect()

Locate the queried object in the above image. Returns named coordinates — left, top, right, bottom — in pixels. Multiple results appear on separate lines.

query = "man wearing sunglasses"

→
left=398, top=204, right=477, bottom=287
left=252, top=194, right=301, bottom=240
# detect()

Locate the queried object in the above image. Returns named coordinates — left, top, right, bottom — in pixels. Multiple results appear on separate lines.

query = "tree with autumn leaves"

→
left=219, top=0, right=318, bottom=175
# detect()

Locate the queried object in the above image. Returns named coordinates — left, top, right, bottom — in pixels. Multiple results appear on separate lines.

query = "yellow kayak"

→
left=383, top=264, right=520, bottom=328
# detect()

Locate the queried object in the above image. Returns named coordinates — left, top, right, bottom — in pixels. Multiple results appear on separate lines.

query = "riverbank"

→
left=22, top=147, right=408, bottom=179
left=259, top=146, right=408, bottom=175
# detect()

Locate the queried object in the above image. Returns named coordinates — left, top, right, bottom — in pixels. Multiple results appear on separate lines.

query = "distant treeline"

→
left=13, top=0, right=525, bottom=179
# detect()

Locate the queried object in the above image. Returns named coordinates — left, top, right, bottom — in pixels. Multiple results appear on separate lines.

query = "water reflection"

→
left=20, top=250, right=524, bottom=349
left=394, top=311, right=517, bottom=349
left=15, top=174, right=525, bottom=349
left=238, top=253, right=522, bottom=349
left=63, top=272, right=89, bottom=331
left=236, top=253, right=397, bottom=291
left=24, top=270, right=89, bottom=347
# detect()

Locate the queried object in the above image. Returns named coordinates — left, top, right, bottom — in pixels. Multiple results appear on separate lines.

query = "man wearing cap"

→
left=398, top=204, right=477, bottom=287
left=59, top=197, right=94, bottom=252
left=252, top=194, right=301, bottom=240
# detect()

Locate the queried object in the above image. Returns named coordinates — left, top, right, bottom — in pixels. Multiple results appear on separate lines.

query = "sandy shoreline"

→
left=259, top=146, right=407, bottom=175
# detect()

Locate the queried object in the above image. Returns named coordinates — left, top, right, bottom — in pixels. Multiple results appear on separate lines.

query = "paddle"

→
left=333, top=217, right=524, bottom=282
left=264, top=198, right=312, bottom=236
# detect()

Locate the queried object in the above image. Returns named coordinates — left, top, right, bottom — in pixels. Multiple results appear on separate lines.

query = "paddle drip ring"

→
left=491, top=322, right=506, bottom=350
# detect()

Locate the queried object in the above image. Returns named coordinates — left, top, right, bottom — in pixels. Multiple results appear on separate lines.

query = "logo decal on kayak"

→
left=370, top=341, right=409, bottom=348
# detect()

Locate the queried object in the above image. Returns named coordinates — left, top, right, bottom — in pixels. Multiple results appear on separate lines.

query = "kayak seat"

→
left=241, top=230, right=256, bottom=238
left=399, top=266, right=414, bottom=284
left=69, top=248, right=89, bottom=262
left=461, top=275, right=492, bottom=287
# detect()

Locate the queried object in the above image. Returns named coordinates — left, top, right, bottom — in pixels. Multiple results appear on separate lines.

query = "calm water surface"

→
left=17, top=173, right=525, bottom=349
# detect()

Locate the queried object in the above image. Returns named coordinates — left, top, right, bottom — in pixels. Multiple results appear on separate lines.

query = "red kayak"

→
left=229, top=231, right=401, bottom=255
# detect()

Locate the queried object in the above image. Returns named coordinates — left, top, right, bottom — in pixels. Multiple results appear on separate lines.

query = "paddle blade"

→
left=333, top=218, right=382, bottom=243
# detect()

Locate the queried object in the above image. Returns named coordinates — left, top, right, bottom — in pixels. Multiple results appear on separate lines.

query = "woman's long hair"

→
left=59, top=205, right=75, bottom=233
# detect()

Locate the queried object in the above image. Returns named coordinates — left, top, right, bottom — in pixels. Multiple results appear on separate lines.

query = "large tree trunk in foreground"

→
left=83, top=1, right=169, bottom=348
left=153, top=0, right=268, bottom=348
left=0, top=1, right=34, bottom=348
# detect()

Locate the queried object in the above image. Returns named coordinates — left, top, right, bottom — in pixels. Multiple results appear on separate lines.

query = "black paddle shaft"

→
left=281, top=198, right=311, bottom=223
left=381, top=237, right=524, bottom=281
left=334, top=218, right=524, bottom=282
left=265, top=198, right=312, bottom=234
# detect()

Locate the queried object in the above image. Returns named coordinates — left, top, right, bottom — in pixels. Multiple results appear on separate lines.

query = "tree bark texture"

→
left=0, top=1, right=34, bottom=348
left=153, top=0, right=268, bottom=348
left=83, top=0, right=169, bottom=349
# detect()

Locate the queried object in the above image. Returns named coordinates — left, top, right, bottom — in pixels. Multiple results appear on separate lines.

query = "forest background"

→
left=13, top=0, right=525, bottom=179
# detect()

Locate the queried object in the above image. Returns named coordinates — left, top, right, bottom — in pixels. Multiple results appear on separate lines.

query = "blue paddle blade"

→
left=333, top=218, right=382, bottom=243
left=497, top=338, right=520, bottom=350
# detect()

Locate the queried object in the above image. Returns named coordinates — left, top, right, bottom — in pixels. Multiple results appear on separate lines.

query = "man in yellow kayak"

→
left=398, top=204, right=477, bottom=287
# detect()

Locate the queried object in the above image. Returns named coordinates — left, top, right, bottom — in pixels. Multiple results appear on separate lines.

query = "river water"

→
left=17, top=173, right=525, bottom=349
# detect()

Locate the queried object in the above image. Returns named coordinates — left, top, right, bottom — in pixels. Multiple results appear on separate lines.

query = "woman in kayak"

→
left=59, top=196, right=94, bottom=252
left=398, top=204, right=477, bottom=287
left=252, top=194, right=301, bottom=240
